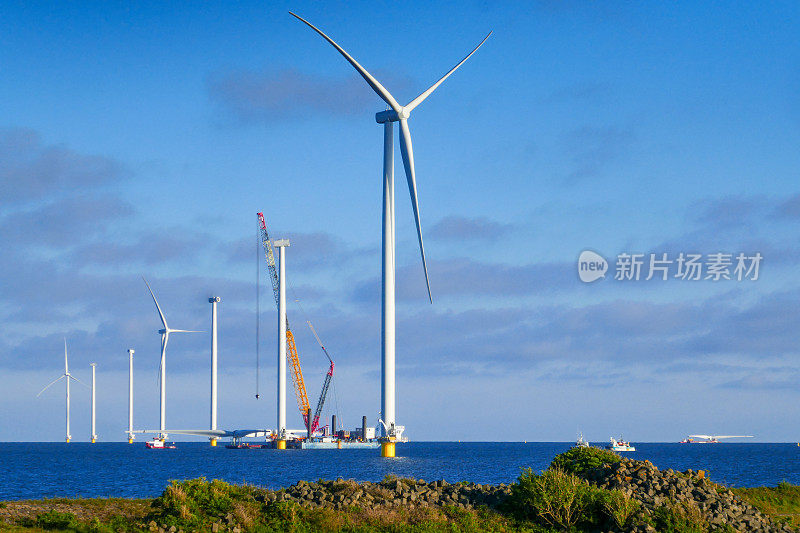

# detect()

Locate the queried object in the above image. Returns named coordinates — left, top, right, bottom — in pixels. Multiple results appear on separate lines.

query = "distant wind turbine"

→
left=142, top=277, right=201, bottom=440
left=290, top=12, right=490, bottom=457
left=37, top=339, right=87, bottom=443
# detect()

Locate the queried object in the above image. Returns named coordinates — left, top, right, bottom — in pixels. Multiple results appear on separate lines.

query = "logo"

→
left=578, top=250, right=608, bottom=283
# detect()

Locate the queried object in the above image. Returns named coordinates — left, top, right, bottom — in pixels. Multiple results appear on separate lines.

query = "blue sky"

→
left=1, top=1, right=799, bottom=442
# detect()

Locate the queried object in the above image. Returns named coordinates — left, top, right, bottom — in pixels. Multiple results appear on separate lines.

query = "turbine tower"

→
left=143, top=277, right=201, bottom=440
left=127, top=349, right=135, bottom=443
left=37, top=339, right=86, bottom=443
left=274, top=239, right=290, bottom=450
left=209, top=296, right=220, bottom=447
left=90, top=363, right=97, bottom=443
left=290, top=12, right=490, bottom=457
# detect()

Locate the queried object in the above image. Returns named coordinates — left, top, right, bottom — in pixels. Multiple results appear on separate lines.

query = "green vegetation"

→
left=646, top=500, right=709, bottom=533
left=734, top=481, right=800, bottom=528
left=146, top=477, right=530, bottom=532
left=503, top=467, right=638, bottom=530
left=548, top=446, right=621, bottom=475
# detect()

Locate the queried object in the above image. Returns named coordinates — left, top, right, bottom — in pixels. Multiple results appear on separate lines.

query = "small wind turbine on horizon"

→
left=290, top=12, right=490, bottom=457
left=142, top=277, right=201, bottom=440
left=37, top=339, right=87, bottom=443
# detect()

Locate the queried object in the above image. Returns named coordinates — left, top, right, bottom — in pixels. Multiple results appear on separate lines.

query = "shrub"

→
left=35, top=510, right=81, bottom=530
left=149, top=478, right=250, bottom=528
left=505, top=467, right=601, bottom=529
left=650, top=500, right=709, bottom=533
left=549, top=446, right=621, bottom=476
left=598, top=489, right=639, bottom=528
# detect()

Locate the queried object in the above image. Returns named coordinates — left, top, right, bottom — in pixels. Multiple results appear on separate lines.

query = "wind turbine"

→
left=37, top=339, right=87, bottom=443
left=142, top=277, right=201, bottom=440
left=290, top=12, right=490, bottom=457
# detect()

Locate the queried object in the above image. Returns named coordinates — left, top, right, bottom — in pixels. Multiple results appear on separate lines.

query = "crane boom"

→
left=257, top=212, right=281, bottom=309
left=257, top=212, right=310, bottom=427
left=309, top=360, right=334, bottom=433
left=286, top=330, right=310, bottom=426
left=306, top=320, right=334, bottom=433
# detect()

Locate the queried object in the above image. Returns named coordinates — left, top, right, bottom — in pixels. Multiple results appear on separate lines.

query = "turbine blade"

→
left=69, top=375, right=89, bottom=388
left=158, top=333, right=167, bottom=391
left=289, top=12, right=401, bottom=113
left=37, top=375, right=65, bottom=397
left=142, top=276, right=168, bottom=330
left=64, top=338, right=68, bottom=374
left=405, top=31, right=492, bottom=113
left=169, top=329, right=203, bottom=333
left=398, top=118, right=432, bottom=303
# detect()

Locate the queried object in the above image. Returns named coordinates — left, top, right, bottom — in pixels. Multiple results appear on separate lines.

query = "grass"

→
left=734, top=481, right=800, bottom=528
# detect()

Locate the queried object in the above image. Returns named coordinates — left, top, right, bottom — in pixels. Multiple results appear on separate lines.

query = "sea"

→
left=4, top=442, right=800, bottom=501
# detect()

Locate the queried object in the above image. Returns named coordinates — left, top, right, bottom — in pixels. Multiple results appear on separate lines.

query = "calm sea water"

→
left=4, top=442, right=800, bottom=501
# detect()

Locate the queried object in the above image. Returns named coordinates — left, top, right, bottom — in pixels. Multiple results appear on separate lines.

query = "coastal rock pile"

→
left=138, top=451, right=796, bottom=533
left=578, top=455, right=793, bottom=532
left=259, top=476, right=512, bottom=511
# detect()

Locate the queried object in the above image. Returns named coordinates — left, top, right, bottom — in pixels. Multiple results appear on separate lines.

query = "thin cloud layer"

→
left=208, top=68, right=412, bottom=123
left=429, top=215, right=513, bottom=241
left=0, top=128, right=125, bottom=207
left=560, top=125, right=635, bottom=183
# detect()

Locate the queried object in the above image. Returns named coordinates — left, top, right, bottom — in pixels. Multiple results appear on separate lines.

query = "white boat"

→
left=606, top=437, right=635, bottom=452
left=145, top=438, right=176, bottom=449
left=574, top=432, right=590, bottom=448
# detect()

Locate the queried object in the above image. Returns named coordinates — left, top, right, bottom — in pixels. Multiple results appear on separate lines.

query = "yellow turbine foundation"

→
left=66, top=438, right=70, bottom=444
left=381, top=441, right=395, bottom=458
left=277, top=439, right=286, bottom=450
left=91, top=438, right=96, bottom=444
left=210, top=439, right=217, bottom=447
left=128, top=438, right=133, bottom=444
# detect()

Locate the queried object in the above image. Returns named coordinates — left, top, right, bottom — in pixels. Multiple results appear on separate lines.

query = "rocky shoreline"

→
left=578, top=454, right=792, bottom=532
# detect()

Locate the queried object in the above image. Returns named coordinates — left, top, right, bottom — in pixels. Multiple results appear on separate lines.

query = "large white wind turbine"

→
left=290, top=13, right=490, bottom=457
left=142, top=277, right=201, bottom=440
left=37, top=339, right=87, bottom=443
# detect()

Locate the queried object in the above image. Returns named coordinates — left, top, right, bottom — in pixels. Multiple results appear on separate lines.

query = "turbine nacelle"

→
left=375, top=108, right=410, bottom=123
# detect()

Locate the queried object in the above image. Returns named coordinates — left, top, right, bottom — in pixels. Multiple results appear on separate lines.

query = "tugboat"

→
left=574, top=432, right=590, bottom=448
left=606, top=437, right=635, bottom=452
left=145, top=438, right=176, bottom=449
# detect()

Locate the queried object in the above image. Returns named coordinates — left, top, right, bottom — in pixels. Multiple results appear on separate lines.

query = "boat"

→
left=225, top=442, right=267, bottom=449
left=606, top=437, right=635, bottom=452
left=574, top=432, right=590, bottom=448
left=679, top=434, right=753, bottom=444
left=145, top=438, right=176, bottom=449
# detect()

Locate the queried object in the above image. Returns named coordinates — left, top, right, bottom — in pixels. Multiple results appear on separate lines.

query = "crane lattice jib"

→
left=310, top=361, right=334, bottom=433
left=286, top=329, right=310, bottom=426
left=257, top=212, right=281, bottom=309
left=257, top=212, right=309, bottom=426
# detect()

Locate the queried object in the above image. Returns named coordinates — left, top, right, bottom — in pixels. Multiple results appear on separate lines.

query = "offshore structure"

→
left=290, top=12, right=490, bottom=456
left=37, top=340, right=85, bottom=443
left=258, top=212, right=378, bottom=450
left=130, top=221, right=378, bottom=449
